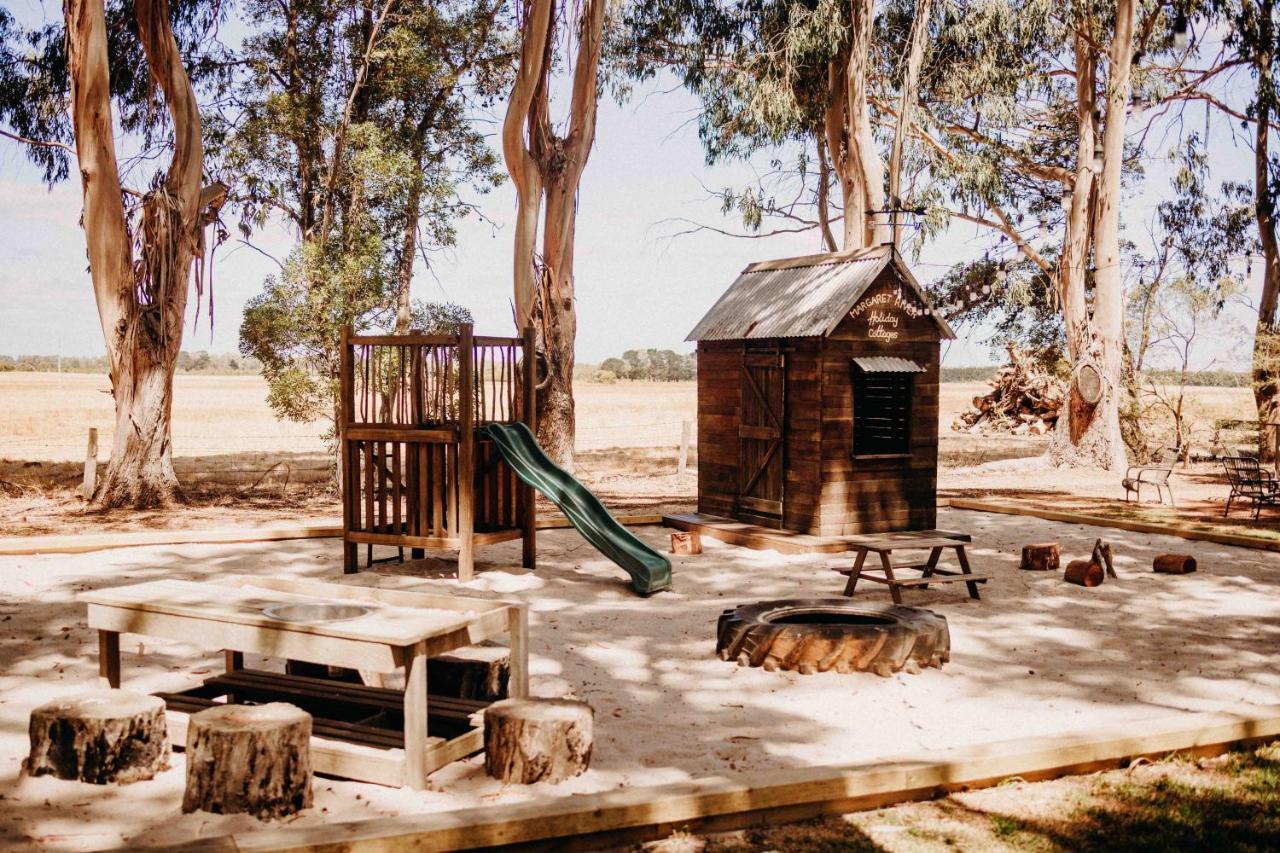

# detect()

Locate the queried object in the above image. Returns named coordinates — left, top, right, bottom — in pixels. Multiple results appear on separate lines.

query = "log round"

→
left=717, top=600, right=950, bottom=677
left=1153, top=554, right=1197, bottom=574
left=26, top=690, right=169, bottom=784
left=182, top=703, right=312, bottom=819
left=483, top=698, right=594, bottom=784
left=1064, top=559, right=1105, bottom=587
left=670, top=531, right=702, bottom=555
left=1019, top=543, right=1060, bottom=572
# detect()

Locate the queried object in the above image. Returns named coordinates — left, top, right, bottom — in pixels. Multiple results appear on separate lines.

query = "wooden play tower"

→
left=338, top=324, right=537, bottom=579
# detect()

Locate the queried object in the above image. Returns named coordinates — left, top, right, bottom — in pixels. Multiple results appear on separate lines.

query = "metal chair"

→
left=1122, top=447, right=1177, bottom=506
left=1222, top=456, right=1280, bottom=519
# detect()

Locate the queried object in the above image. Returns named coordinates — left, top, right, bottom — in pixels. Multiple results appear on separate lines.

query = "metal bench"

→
left=1222, top=455, right=1280, bottom=519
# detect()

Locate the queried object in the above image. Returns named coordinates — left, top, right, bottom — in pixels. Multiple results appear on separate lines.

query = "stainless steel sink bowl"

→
left=261, top=603, right=373, bottom=623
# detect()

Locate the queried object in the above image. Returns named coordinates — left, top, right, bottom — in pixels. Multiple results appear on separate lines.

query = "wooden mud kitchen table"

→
left=836, top=531, right=990, bottom=604
left=80, top=575, right=528, bottom=789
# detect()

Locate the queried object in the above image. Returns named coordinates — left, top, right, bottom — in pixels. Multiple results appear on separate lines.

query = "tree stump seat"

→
left=1020, top=542, right=1060, bottom=571
left=483, top=698, right=593, bottom=784
left=182, top=703, right=312, bottom=820
left=26, top=689, right=168, bottom=784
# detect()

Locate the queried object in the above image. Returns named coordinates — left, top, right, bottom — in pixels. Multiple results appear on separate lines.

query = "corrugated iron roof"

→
left=853, top=357, right=926, bottom=374
left=686, top=246, right=955, bottom=342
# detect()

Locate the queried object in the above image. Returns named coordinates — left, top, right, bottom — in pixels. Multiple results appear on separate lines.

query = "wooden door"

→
left=737, top=348, right=785, bottom=526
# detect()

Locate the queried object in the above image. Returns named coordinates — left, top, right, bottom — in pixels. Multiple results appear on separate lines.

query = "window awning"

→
left=852, top=357, right=925, bottom=374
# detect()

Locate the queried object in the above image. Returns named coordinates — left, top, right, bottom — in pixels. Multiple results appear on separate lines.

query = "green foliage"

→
left=596, top=349, right=697, bottom=381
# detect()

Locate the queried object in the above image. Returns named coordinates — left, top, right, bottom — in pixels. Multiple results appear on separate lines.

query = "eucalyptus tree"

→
left=0, top=0, right=229, bottom=507
left=225, top=0, right=513, bottom=437
left=504, top=0, right=608, bottom=467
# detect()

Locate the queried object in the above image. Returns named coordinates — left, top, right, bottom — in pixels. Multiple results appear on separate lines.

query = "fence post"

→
left=339, top=325, right=357, bottom=573
left=457, top=323, right=476, bottom=582
left=521, top=326, right=537, bottom=570
left=677, top=419, right=691, bottom=476
left=81, top=428, right=98, bottom=501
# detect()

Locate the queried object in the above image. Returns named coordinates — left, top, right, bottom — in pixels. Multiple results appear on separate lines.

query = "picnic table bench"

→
left=835, top=534, right=990, bottom=604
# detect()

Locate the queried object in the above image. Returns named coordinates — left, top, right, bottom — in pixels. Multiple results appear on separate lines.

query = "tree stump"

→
left=1064, top=559, right=1105, bottom=587
left=429, top=642, right=510, bottom=700
left=1154, top=554, right=1197, bottom=574
left=26, top=690, right=168, bottom=784
left=670, top=532, right=702, bottom=555
left=182, top=703, right=312, bottom=819
left=483, top=698, right=593, bottom=784
left=1019, top=542, right=1060, bottom=572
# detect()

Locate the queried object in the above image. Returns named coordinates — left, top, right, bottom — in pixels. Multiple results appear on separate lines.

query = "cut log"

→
left=483, top=698, right=593, bottom=784
left=1064, top=559, right=1105, bottom=587
left=670, top=531, right=702, bottom=556
left=26, top=690, right=168, bottom=784
left=1020, top=543, right=1060, bottom=572
left=429, top=642, right=510, bottom=700
left=1153, top=554, right=1197, bottom=574
left=1090, top=538, right=1118, bottom=578
left=182, top=703, right=312, bottom=819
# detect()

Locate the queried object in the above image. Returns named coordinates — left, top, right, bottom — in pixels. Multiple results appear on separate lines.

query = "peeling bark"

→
left=1050, top=6, right=1131, bottom=472
left=65, top=0, right=221, bottom=507
left=1252, top=0, right=1280, bottom=463
left=503, top=0, right=605, bottom=467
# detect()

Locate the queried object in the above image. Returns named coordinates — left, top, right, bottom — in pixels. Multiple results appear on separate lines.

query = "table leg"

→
left=843, top=550, right=868, bottom=596
left=956, top=545, right=981, bottom=600
left=98, top=630, right=120, bottom=688
left=224, top=650, right=243, bottom=673
left=403, top=642, right=430, bottom=789
left=920, top=547, right=942, bottom=589
left=508, top=605, right=529, bottom=699
left=879, top=552, right=903, bottom=605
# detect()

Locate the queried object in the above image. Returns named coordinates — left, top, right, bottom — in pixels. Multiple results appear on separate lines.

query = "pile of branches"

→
left=952, top=346, right=1064, bottom=436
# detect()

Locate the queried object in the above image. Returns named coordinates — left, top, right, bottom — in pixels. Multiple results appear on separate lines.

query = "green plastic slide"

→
left=481, top=423, right=673, bottom=595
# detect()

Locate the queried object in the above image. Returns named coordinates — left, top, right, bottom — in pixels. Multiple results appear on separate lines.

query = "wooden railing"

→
left=338, top=324, right=537, bottom=576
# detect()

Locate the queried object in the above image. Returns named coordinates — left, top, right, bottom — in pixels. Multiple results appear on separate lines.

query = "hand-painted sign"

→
left=849, top=285, right=928, bottom=342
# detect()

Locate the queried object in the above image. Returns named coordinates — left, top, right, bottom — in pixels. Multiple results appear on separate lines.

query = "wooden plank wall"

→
left=816, top=269, right=940, bottom=535
left=782, top=340, right=822, bottom=533
left=696, top=342, right=740, bottom=517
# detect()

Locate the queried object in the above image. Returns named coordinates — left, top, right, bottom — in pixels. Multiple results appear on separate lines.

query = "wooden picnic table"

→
left=835, top=534, right=990, bottom=604
left=80, top=575, right=527, bottom=789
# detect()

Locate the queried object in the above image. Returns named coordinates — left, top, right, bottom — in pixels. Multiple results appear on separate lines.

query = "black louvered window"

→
left=853, top=372, right=912, bottom=456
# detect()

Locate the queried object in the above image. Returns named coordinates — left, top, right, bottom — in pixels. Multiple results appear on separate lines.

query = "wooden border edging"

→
left=184, top=705, right=1280, bottom=853
left=0, top=515, right=665, bottom=557
left=949, top=498, right=1280, bottom=553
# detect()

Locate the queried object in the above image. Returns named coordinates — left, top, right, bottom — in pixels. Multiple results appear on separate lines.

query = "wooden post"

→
left=339, top=325, right=358, bottom=574
left=81, top=427, right=98, bottom=500
left=457, top=323, right=476, bottom=582
left=98, top=629, right=120, bottom=688
left=677, top=419, right=691, bottom=476
left=403, top=642, right=430, bottom=789
left=521, top=325, right=537, bottom=571
left=507, top=604, right=529, bottom=699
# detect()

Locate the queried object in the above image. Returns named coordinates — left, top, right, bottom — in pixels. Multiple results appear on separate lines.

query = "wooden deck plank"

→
left=663, top=513, right=965, bottom=555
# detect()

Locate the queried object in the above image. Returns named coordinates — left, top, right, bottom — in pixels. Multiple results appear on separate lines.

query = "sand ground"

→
left=1, top=508, right=1277, bottom=850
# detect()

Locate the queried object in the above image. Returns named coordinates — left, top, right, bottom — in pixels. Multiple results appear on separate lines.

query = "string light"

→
left=1062, top=187, right=1074, bottom=208
left=1037, top=213, right=1049, bottom=238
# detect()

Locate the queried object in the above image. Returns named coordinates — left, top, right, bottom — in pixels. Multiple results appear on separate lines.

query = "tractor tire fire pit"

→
left=716, top=599, right=950, bottom=676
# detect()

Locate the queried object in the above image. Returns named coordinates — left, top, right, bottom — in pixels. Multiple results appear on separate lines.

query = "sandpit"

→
left=1, top=507, right=1278, bottom=849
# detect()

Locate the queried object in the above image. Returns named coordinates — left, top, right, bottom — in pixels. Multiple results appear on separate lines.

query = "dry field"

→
left=0, top=372, right=1263, bottom=536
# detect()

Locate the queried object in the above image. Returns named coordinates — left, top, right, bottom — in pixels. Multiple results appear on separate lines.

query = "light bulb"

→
left=1037, top=213, right=1048, bottom=238
left=1091, top=150, right=1104, bottom=172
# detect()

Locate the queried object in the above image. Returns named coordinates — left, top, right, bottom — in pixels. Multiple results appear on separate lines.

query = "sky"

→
left=0, top=12, right=1267, bottom=370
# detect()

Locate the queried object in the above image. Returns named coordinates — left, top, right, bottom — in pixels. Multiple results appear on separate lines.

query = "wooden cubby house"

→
left=686, top=246, right=955, bottom=537
left=339, top=324, right=537, bottom=578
